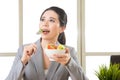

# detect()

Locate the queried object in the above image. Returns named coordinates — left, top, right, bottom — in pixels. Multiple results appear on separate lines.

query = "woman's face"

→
left=39, top=10, right=64, bottom=41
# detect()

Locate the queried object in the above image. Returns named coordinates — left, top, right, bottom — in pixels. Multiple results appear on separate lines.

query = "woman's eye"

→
left=40, top=18, right=45, bottom=21
left=49, top=19, right=55, bottom=22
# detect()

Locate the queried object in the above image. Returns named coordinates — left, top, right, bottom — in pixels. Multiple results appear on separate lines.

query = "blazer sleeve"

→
left=6, top=45, right=25, bottom=80
left=65, top=47, right=89, bottom=80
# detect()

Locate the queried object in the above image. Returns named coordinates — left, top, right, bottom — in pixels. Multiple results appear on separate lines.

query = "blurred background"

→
left=0, top=0, right=120, bottom=80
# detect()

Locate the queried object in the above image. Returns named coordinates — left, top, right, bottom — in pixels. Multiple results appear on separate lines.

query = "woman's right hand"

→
left=21, top=43, right=37, bottom=65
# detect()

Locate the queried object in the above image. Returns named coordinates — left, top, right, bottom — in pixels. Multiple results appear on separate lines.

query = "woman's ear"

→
left=59, top=26, right=66, bottom=33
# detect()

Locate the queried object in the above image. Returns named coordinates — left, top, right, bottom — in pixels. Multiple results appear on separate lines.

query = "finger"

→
left=27, top=43, right=37, bottom=54
left=53, top=53, right=67, bottom=58
left=53, top=56, right=68, bottom=64
left=25, top=47, right=34, bottom=56
left=52, top=54, right=67, bottom=61
left=31, top=44, right=37, bottom=53
left=26, top=50, right=32, bottom=56
left=65, top=48, right=70, bottom=54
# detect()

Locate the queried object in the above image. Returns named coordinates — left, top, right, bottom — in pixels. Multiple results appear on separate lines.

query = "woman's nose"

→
left=43, top=21, right=48, bottom=27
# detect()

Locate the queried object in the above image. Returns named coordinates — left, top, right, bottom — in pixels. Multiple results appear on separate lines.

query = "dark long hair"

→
left=40, top=6, right=67, bottom=45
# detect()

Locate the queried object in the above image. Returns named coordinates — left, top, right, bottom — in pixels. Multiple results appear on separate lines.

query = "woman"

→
left=6, top=6, right=88, bottom=80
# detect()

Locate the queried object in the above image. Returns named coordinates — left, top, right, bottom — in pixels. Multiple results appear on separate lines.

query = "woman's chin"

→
left=41, top=36, right=51, bottom=40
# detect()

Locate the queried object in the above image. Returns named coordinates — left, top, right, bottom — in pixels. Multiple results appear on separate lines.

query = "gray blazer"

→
left=6, top=39, right=88, bottom=80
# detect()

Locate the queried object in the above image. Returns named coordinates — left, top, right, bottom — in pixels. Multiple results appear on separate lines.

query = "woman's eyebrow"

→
left=49, top=17, right=56, bottom=20
left=41, top=16, right=57, bottom=21
left=41, top=16, right=45, bottom=19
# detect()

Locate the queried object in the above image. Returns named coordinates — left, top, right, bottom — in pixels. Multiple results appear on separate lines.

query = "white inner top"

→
left=44, top=69, right=48, bottom=75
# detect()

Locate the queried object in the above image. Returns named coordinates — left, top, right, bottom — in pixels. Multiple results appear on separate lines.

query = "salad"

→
left=46, top=44, right=65, bottom=50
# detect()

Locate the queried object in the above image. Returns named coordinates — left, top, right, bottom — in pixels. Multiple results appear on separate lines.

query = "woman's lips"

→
left=36, top=29, right=50, bottom=35
left=42, top=29, right=50, bottom=34
left=43, top=31, right=50, bottom=34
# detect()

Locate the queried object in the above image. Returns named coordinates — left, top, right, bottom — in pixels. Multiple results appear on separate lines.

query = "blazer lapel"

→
left=31, top=40, right=45, bottom=80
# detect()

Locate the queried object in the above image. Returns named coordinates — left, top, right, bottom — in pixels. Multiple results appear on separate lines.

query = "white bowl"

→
left=44, top=49, right=65, bottom=61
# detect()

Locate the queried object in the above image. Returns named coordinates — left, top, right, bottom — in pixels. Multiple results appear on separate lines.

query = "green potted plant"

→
left=95, top=64, right=120, bottom=80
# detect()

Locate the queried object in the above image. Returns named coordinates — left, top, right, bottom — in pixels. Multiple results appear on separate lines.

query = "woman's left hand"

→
left=51, top=48, right=71, bottom=65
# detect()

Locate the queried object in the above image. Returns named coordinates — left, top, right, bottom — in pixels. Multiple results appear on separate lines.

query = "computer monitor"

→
left=110, top=55, right=120, bottom=65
